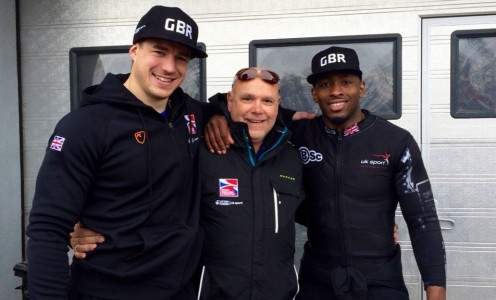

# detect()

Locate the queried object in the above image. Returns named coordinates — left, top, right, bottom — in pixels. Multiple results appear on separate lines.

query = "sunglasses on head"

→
left=235, top=68, right=280, bottom=84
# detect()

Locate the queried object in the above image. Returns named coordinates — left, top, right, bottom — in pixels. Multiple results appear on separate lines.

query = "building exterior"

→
left=1, top=0, right=495, bottom=299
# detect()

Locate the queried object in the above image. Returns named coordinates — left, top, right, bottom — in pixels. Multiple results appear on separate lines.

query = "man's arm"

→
left=27, top=116, right=99, bottom=298
left=426, top=286, right=447, bottom=300
left=204, top=103, right=315, bottom=154
left=396, top=136, right=446, bottom=298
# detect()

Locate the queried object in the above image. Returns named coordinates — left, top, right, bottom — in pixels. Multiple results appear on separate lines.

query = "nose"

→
left=160, top=55, right=177, bottom=73
left=251, top=99, right=263, bottom=114
left=328, top=83, right=343, bottom=97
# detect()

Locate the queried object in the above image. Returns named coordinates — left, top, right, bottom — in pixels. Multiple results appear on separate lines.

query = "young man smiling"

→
left=27, top=6, right=212, bottom=300
left=292, top=46, right=446, bottom=300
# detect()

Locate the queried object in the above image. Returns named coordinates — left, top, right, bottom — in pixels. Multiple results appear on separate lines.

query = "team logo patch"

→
left=299, top=146, right=323, bottom=164
left=360, top=152, right=390, bottom=169
left=184, top=114, right=197, bottom=135
left=215, top=200, right=243, bottom=206
left=134, top=131, right=146, bottom=144
left=372, top=153, right=390, bottom=165
left=219, top=178, right=238, bottom=197
left=50, top=135, right=65, bottom=151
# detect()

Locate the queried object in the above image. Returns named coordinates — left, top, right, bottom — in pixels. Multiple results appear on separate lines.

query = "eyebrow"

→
left=152, top=43, right=191, bottom=58
left=237, top=92, right=277, bottom=101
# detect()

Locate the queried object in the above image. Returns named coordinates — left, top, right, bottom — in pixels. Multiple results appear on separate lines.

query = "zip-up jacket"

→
left=197, top=93, right=304, bottom=300
left=27, top=73, right=213, bottom=299
left=290, top=110, right=446, bottom=294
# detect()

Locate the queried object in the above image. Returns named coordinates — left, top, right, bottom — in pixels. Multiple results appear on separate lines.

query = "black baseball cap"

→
left=307, top=46, right=362, bottom=85
left=133, top=6, right=207, bottom=58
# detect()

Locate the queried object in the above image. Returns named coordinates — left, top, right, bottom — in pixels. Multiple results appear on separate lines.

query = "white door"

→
left=420, top=15, right=496, bottom=300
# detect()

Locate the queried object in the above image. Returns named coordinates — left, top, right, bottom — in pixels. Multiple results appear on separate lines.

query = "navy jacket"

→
left=197, top=94, right=304, bottom=300
left=290, top=111, right=446, bottom=294
left=27, top=73, right=212, bottom=299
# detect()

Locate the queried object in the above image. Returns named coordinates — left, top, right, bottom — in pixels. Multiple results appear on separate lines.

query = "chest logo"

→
left=184, top=114, right=197, bottom=135
left=134, top=131, right=146, bottom=144
left=360, top=152, right=390, bottom=169
left=299, top=147, right=323, bottom=164
left=219, top=178, right=239, bottom=197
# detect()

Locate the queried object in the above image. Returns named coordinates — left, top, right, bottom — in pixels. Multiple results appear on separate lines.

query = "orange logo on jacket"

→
left=134, top=131, right=146, bottom=144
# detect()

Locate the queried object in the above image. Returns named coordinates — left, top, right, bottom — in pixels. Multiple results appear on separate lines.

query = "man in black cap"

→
left=204, top=46, right=447, bottom=300
left=290, top=46, right=446, bottom=300
left=27, top=6, right=212, bottom=300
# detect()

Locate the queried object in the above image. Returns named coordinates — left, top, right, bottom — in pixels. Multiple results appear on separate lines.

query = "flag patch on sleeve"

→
left=50, top=135, right=66, bottom=152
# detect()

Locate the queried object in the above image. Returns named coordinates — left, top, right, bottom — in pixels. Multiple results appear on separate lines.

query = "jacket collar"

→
left=320, top=109, right=375, bottom=137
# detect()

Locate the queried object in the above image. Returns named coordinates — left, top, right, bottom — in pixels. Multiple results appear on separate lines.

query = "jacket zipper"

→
left=336, top=132, right=350, bottom=265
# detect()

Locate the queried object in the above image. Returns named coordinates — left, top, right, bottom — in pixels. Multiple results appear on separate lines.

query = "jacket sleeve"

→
left=27, top=113, right=101, bottom=299
left=279, top=106, right=297, bottom=127
left=395, top=135, right=446, bottom=288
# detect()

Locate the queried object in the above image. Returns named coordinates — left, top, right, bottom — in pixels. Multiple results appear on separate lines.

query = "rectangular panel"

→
left=249, top=34, right=402, bottom=119
left=451, top=29, right=496, bottom=118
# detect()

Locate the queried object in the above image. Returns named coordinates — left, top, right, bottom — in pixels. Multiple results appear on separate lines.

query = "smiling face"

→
left=312, top=72, right=366, bottom=130
left=227, top=74, right=280, bottom=153
left=124, top=39, right=191, bottom=112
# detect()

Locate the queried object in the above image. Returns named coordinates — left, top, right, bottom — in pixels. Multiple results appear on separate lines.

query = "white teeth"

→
left=329, top=101, right=346, bottom=106
left=155, top=74, right=173, bottom=82
left=248, top=119, right=263, bottom=123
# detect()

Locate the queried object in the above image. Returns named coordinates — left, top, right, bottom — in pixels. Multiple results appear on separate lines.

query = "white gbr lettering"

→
left=320, top=53, right=346, bottom=67
left=164, top=18, right=193, bottom=39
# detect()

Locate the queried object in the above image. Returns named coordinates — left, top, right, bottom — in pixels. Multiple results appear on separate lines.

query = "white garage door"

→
left=416, top=14, right=496, bottom=300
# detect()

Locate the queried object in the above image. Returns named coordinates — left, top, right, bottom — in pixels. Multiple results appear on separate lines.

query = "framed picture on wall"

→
left=249, top=34, right=402, bottom=119
left=451, top=29, right=496, bottom=118
left=69, top=43, right=207, bottom=110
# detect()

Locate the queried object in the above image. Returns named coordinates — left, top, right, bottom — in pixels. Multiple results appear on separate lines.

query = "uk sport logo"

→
left=360, top=152, right=390, bottom=169
left=372, top=153, right=390, bottom=165
left=215, top=200, right=243, bottom=206
left=219, top=178, right=239, bottom=197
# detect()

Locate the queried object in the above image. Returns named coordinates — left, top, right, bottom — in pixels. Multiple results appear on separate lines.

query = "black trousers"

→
left=296, top=281, right=409, bottom=300
left=69, top=285, right=197, bottom=300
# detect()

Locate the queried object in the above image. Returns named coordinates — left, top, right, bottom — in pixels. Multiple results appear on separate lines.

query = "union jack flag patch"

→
left=184, top=114, right=197, bottom=135
left=219, top=178, right=239, bottom=197
left=50, top=135, right=65, bottom=152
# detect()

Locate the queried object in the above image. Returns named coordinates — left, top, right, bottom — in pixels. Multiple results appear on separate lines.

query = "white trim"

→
left=197, top=265, right=206, bottom=300
left=293, top=264, right=300, bottom=300
left=273, top=188, right=279, bottom=233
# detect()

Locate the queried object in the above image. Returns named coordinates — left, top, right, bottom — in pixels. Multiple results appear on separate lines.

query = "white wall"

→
left=0, top=0, right=23, bottom=299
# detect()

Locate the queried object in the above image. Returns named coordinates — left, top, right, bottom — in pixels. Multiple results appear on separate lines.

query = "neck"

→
left=252, top=142, right=261, bottom=154
left=123, top=77, right=168, bottom=113
left=328, top=111, right=365, bottom=132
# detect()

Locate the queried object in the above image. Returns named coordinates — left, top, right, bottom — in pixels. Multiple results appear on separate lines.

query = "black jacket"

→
left=197, top=94, right=304, bottom=300
left=290, top=111, right=446, bottom=295
left=27, top=73, right=212, bottom=299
